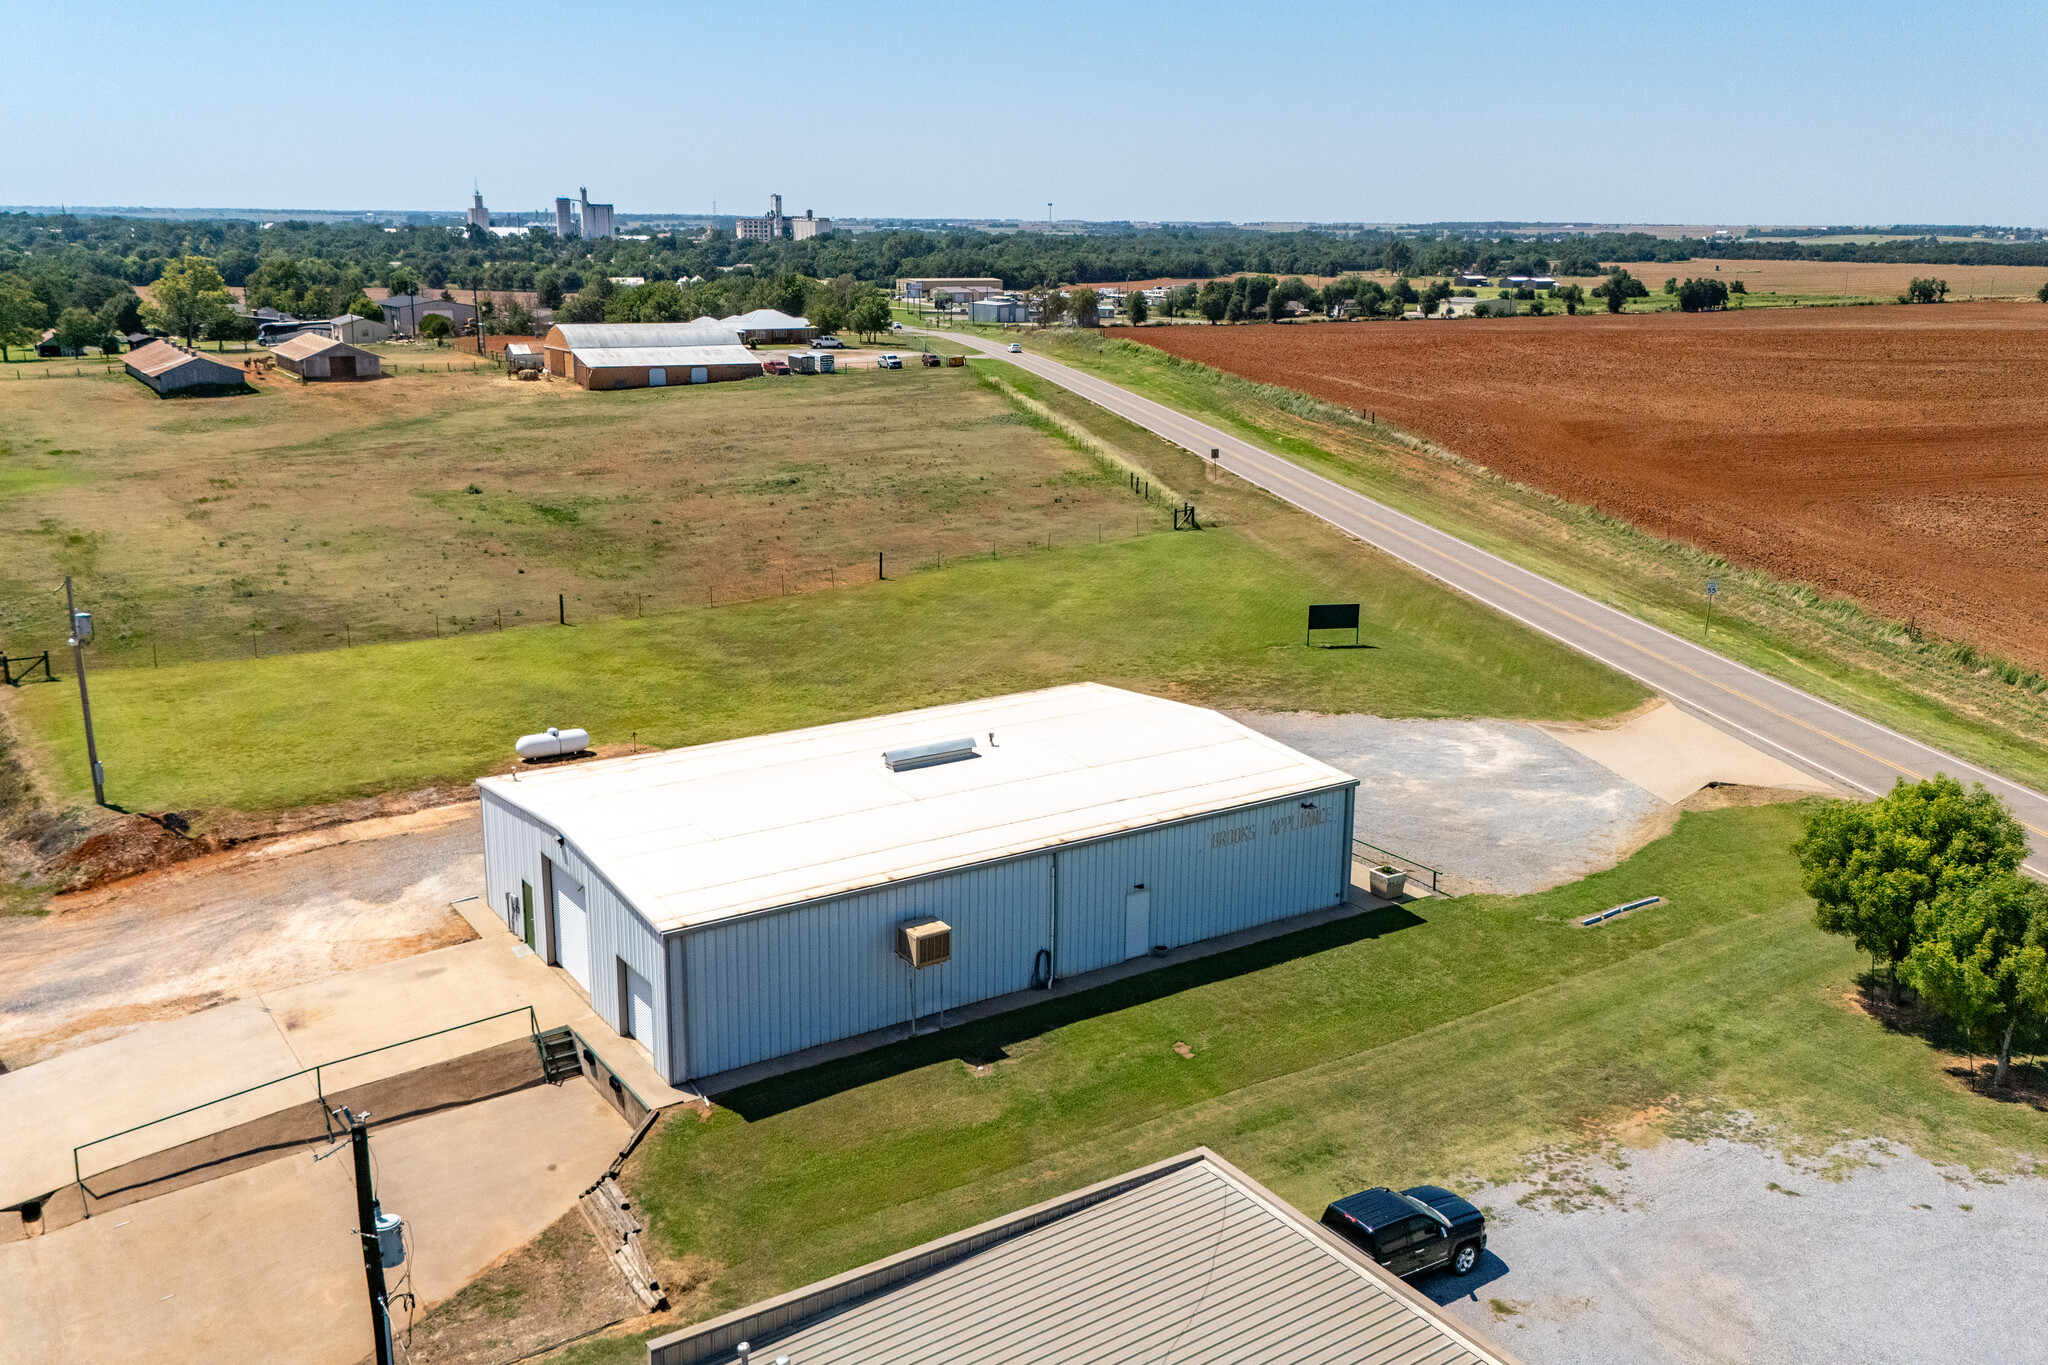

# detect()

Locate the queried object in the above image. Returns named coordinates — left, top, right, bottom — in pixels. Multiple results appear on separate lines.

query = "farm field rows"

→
left=1111, top=303, right=2048, bottom=671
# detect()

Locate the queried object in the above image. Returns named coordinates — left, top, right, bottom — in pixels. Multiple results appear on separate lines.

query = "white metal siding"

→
left=1054, top=788, right=1349, bottom=978
left=682, top=854, right=1054, bottom=1078
left=480, top=786, right=674, bottom=1083
left=675, top=784, right=1352, bottom=1080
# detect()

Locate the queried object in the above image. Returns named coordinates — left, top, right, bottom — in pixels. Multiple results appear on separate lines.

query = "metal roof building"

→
left=124, top=340, right=246, bottom=394
left=476, top=685, right=1356, bottom=1088
left=271, top=333, right=382, bottom=380
left=720, top=308, right=815, bottom=344
left=541, top=319, right=753, bottom=388
left=646, top=1148, right=1518, bottom=1365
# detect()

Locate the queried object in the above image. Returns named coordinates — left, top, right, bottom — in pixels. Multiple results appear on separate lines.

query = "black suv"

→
left=1321, top=1185, right=1486, bottom=1278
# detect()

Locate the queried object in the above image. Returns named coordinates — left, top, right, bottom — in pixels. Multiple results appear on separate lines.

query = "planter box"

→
left=1368, top=865, right=1408, bottom=899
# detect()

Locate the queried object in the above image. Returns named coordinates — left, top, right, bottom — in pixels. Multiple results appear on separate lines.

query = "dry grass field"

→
left=0, top=363, right=1155, bottom=666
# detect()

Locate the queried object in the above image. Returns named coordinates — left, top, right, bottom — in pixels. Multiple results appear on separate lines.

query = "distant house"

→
left=326, top=313, right=392, bottom=345
left=36, top=329, right=65, bottom=358
left=1457, top=273, right=1490, bottom=287
left=720, top=308, right=815, bottom=346
left=125, top=340, right=246, bottom=394
left=377, top=293, right=478, bottom=336
left=272, top=334, right=383, bottom=380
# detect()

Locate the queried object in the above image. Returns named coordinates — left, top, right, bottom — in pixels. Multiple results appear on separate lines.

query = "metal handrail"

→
left=1354, top=839, right=1442, bottom=894
left=72, top=1005, right=540, bottom=1199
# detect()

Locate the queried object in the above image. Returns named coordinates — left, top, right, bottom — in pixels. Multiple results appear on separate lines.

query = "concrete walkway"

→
left=918, top=327, right=2048, bottom=876
left=0, top=897, right=690, bottom=1213
left=0, top=1078, right=625, bottom=1365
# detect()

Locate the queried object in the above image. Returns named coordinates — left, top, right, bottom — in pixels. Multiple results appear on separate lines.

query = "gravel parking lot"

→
left=1235, top=713, right=1671, bottom=894
left=1430, top=1135, right=2048, bottom=1365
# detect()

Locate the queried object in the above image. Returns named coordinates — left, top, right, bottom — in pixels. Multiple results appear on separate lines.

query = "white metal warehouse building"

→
left=476, top=684, right=1357, bottom=1088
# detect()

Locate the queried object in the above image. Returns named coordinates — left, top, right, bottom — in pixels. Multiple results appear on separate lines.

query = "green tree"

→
left=1032, top=282, right=1068, bottom=327
left=2037, top=281, right=2048, bottom=303
left=144, top=256, right=236, bottom=343
left=342, top=293, right=385, bottom=322
left=99, top=291, right=143, bottom=337
left=1596, top=268, right=1645, bottom=313
left=1196, top=280, right=1230, bottom=323
left=419, top=312, right=453, bottom=342
left=849, top=290, right=893, bottom=340
left=1906, top=873, right=2048, bottom=1087
left=2, top=272, right=51, bottom=360
left=1223, top=294, right=1245, bottom=322
left=1126, top=290, right=1149, bottom=324
left=385, top=264, right=421, bottom=299
left=205, top=312, right=259, bottom=346
left=1677, top=278, right=1730, bottom=312
left=535, top=273, right=564, bottom=310
left=1794, top=775, right=2031, bottom=1001
left=1663, top=277, right=1679, bottom=295
left=1069, top=288, right=1100, bottom=327
left=55, top=306, right=103, bottom=354
left=1554, top=284, right=1585, bottom=315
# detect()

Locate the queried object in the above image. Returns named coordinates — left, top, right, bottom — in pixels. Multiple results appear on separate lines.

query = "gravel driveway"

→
left=1430, top=1136, right=2048, bottom=1365
left=1234, top=713, right=1671, bottom=895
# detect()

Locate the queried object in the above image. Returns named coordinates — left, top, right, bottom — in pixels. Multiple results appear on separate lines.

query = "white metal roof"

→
left=721, top=308, right=811, bottom=330
left=570, top=345, right=762, bottom=370
left=647, top=1150, right=1512, bottom=1365
left=546, top=320, right=741, bottom=349
left=478, top=684, right=1353, bottom=933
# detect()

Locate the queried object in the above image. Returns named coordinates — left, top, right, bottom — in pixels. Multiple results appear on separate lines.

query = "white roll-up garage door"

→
left=554, top=876, right=591, bottom=990
left=625, top=965, right=655, bottom=1045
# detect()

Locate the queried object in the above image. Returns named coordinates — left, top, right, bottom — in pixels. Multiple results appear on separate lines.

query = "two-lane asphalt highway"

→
left=920, top=327, right=2048, bottom=874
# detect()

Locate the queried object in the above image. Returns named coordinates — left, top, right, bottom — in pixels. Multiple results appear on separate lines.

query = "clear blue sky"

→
left=8, top=0, right=2043, bottom=225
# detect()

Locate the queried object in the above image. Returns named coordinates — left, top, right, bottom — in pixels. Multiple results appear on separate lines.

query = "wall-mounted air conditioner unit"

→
left=896, top=918, right=952, bottom=969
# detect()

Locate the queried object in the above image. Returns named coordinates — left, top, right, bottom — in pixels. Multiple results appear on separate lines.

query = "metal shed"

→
left=124, top=340, right=246, bottom=394
left=271, top=334, right=382, bottom=380
left=476, top=684, right=1356, bottom=1088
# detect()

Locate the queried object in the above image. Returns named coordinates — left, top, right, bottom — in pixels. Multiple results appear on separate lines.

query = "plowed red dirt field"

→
left=1111, top=304, right=2048, bottom=669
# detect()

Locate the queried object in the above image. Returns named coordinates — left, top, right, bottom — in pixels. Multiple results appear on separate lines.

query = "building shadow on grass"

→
left=1415, top=1249, right=1511, bottom=1306
left=718, top=902, right=1430, bottom=1121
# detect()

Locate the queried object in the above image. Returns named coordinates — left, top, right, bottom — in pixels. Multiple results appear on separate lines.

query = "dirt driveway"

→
left=0, top=804, right=482, bottom=1069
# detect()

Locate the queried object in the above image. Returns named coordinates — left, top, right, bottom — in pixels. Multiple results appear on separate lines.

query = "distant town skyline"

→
left=10, top=0, right=2048, bottom=225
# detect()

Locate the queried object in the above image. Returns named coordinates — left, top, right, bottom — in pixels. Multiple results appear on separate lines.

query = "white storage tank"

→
left=516, top=726, right=591, bottom=760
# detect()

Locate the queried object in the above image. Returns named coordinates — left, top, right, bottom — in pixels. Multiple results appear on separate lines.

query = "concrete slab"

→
left=0, top=918, right=692, bottom=1211
left=0, top=1078, right=626, bottom=1365
left=1538, top=700, right=1839, bottom=805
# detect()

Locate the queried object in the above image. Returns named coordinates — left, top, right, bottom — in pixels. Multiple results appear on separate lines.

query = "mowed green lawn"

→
left=528, top=803, right=2045, bottom=1363
left=13, top=523, right=1642, bottom=811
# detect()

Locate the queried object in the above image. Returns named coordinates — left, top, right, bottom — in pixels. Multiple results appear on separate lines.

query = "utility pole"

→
left=64, top=577, right=105, bottom=806
left=343, top=1107, right=397, bottom=1365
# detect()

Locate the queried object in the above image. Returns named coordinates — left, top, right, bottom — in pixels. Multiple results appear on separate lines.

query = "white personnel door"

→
left=648, top=367, right=666, bottom=387
left=554, top=876, right=591, bottom=990
left=624, top=965, right=655, bottom=1045
left=1124, top=886, right=1152, bottom=960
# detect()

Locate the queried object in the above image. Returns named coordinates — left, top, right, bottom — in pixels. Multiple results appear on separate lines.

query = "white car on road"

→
left=1008, top=342, right=1023, bottom=353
